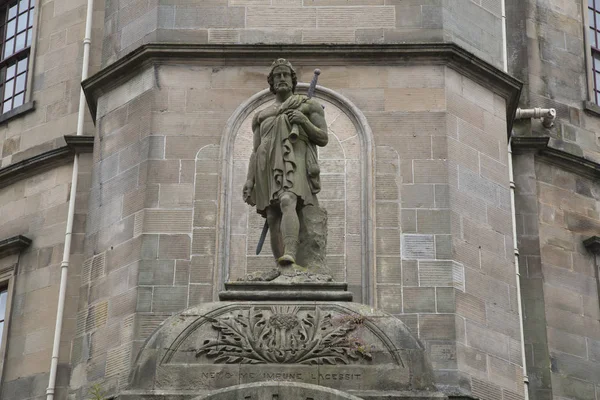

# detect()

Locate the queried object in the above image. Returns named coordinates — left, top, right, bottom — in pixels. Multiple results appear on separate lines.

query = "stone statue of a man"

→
left=243, top=59, right=328, bottom=267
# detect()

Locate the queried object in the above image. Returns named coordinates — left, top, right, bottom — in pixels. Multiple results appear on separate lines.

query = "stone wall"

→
left=0, top=1, right=104, bottom=399
left=507, top=0, right=600, bottom=160
left=74, top=58, right=521, bottom=399
left=0, top=155, right=92, bottom=400
left=514, top=153, right=600, bottom=400
left=101, top=0, right=504, bottom=68
left=0, top=0, right=104, bottom=167
left=508, top=1, right=600, bottom=399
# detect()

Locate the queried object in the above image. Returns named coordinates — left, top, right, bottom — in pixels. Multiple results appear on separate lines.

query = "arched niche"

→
left=192, top=382, right=364, bottom=400
left=205, top=84, right=375, bottom=303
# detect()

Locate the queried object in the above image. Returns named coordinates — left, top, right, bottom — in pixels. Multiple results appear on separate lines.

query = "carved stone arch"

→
left=216, top=84, right=375, bottom=304
left=192, top=382, right=365, bottom=400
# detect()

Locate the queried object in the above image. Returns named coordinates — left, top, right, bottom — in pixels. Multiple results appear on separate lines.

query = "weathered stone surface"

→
left=128, top=301, right=439, bottom=397
left=297, top=205, right=329, bottom=273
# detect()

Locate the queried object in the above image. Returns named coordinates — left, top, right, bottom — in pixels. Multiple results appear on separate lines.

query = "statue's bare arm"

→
left=286, top=100, right=328, bottom=147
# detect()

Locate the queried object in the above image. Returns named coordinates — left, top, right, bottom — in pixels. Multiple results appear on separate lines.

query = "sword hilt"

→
left=307, top=69, right=321, bottom=99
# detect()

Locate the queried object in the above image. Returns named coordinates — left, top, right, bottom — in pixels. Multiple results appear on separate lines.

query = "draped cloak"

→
left=252, top=94, right=321, bottom=217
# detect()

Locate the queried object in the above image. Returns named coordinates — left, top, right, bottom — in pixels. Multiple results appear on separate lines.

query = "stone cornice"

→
left=511, top=136, right=600, bottom=179
left=0, top=135, right=94, bottom=190
left=0, top=235, right=32, bottom=258
left=82, top=43, right=522, bottom=135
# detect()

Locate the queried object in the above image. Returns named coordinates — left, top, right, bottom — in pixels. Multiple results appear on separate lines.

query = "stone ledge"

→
left=0, top=101, right=35, bottom=125
left=82, top=43, right=522, bottom=135
left=0, top=135, right=94, bottom=190
left=583, top=100, right=600, bottom=118
left=220, top=281, right=353, bottom=301
left=0, top=235, right=32, bottom=258
left=511, top=135, right=600, bottom=179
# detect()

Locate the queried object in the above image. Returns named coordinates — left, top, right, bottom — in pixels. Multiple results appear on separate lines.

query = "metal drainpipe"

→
left=508, top=137, right=530, bottom=400
left=502, top=1, right=531, bottom=399
left=46, top=0, right=94, bottom=399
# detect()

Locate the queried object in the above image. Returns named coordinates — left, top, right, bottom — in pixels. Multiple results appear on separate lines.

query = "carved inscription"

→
left=196, top=306, right=372, bottom=365
left=197, top=371, right=363, bottom=382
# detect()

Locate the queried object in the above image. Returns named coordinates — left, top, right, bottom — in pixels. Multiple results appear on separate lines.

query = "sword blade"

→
left=256, top=220, right=269, bottom=255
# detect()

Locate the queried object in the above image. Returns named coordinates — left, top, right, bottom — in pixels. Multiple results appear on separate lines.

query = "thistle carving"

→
left=195, top=306, right=372, bottom=365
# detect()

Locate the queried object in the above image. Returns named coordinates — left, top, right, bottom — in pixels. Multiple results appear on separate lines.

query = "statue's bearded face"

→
left=272, top=66, right=293, bottom=94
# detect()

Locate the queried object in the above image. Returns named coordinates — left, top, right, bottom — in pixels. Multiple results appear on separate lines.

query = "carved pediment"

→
left=129, top=301, right=436, bottom=394
left=162, top=304, right=400, bottom=366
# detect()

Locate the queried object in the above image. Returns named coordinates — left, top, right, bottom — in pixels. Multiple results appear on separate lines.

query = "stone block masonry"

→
left=102, top=1, right=504, bottom=68
left=78, top=60, right=520, bottom=400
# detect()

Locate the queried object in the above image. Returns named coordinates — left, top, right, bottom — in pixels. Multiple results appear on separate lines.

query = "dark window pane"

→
left=0, top=290, right=7, bottom=321
left=17, top=57, right=26, bottom=74
left=17, top=13, right=26, bottom=32
left=6, top=20, right=15, bottom=39
left=6, top=64, right=15, bottom=80
left=13, top=92, right=23, bottom=107
left=8, top=4, right=17, bottom=20
left=15, top=32, right=25, bottom=52
left=5, top=79, right=14, bottom=100
left=3, top=100, right=12, bottom=113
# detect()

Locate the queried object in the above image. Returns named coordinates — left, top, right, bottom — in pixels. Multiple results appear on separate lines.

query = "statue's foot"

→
left=277, top=254, right=296, bottom=266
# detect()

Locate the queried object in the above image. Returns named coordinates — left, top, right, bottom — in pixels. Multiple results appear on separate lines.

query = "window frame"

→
left=0, top=0, right=36, bottom=115
left=585, top=0, right=600, bottom=103
left=0, top=261, right=16, bottom=385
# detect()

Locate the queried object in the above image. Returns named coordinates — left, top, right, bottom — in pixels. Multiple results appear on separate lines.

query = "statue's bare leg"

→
left=266, top=207, right=284, bottom=261
left=278, top=192, right=299, bottom=266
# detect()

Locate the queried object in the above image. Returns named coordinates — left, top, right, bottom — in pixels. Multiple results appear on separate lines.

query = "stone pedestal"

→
left=123, top=299, right=446, bottom=400
left=219, top=281, right=353, bottom=301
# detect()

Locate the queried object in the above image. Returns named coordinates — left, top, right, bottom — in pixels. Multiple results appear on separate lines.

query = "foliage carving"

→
left=195, top=306, right=372, bottom=365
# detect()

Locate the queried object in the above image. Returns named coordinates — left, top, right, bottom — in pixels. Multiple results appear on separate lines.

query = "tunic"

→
left=252, top=94, right=321, bottom=216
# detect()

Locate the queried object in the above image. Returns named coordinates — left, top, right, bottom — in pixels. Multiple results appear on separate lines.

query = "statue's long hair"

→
left=267, top=59, right=298, bottom=95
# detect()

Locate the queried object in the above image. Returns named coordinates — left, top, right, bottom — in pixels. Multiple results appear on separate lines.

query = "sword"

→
left=256, top=68, right=322, bottom=255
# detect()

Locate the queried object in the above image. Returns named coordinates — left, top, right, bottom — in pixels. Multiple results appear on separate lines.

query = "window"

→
left=0, top=287, right=5, bottom=350
left=0, top=0, right=34, bottom=114
left=589, top=0, right=600, bottom=103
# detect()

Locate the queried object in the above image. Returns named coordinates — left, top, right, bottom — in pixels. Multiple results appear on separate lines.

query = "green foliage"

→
left=88, top=384, right=105, bottom=400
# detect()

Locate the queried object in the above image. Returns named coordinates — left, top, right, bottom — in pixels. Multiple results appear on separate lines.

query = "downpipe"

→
left=509, top=107, right=555, bottom=400
left=502, top=0, right=531, bottom=399
left=46, top=0, right=94, bottom=399
left=508, top=136, right=530, bottom=400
